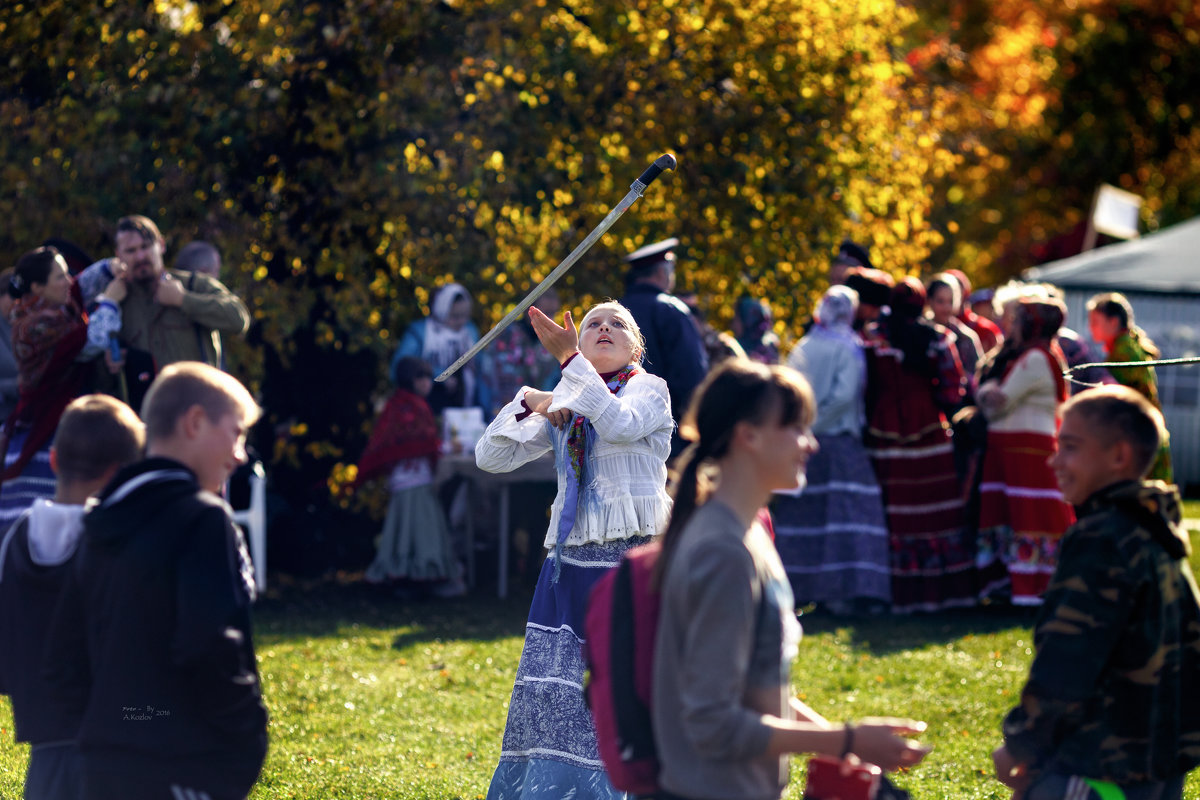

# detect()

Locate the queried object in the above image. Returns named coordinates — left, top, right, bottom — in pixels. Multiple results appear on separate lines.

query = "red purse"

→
left=803, top=755, right=882, bottom=800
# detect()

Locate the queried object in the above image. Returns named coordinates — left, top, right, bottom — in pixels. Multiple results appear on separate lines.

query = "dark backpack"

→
left=582, top=540, right=662, bottom=796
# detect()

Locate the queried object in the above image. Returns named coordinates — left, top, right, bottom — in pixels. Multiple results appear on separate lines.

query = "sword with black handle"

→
left=435, top=152, right=678, bottom=383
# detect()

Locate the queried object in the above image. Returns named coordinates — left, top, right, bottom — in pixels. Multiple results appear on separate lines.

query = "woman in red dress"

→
left=863, top=278, right=976, bottom=612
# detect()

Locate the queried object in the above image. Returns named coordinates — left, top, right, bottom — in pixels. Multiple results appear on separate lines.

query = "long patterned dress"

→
left=863, top=324, right=977, bottom=613
left=476, top=355, right=673, bottom=800
left=775, top=294, right=890, bottom=611
left=976, top=348, right=1076, bottom=604
left=353, top=388, right=456, bottom=583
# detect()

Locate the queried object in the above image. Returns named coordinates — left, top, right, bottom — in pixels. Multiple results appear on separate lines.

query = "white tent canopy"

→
left=1023, top=215, right=1200, bottom=294
left=1022, top=214, right=1200, bottom=490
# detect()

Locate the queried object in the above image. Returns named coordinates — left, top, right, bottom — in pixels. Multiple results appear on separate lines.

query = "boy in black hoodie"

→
left=0, top=394, right=144, bottom=800
left=45, top=362, right=268, bottom=800
left=992, top=385, right=1200, bottom=800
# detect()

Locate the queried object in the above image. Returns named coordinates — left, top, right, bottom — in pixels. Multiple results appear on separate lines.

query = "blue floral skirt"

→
left=486, top=536, right=651, bottom=800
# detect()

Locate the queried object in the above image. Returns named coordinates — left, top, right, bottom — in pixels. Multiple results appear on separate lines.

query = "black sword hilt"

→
left=633, top=153, right=678, bottom=191
left=437, top=153, right=678, bottom=383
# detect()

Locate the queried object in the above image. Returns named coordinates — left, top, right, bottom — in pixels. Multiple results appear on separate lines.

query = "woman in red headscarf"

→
left=0, top=246, right=125, bottom=530
left=975, top=297, right=1075, bottom=606
left=863, top=277, right=976, bottom=613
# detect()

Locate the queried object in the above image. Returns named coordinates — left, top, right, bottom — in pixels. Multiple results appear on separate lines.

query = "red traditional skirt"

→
left=977, top=430, right=1075, bottom=605
left=867, top=422, right=975, bottom=613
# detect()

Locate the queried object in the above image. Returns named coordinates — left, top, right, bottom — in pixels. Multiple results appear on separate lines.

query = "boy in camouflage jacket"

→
left=992, top=385, right=1200, bottom=800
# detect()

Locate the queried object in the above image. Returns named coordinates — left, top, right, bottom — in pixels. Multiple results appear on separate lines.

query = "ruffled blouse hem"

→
left=541, top=493, right=672, bottom=549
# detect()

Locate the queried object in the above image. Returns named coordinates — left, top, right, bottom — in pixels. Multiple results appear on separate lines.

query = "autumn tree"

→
left=1, top=0, right=956, bottom=562
left=907, top=0, right=1200, bottom=283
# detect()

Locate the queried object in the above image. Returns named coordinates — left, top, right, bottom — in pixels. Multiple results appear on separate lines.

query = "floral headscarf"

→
left=12, top=295, right=87, bottom=393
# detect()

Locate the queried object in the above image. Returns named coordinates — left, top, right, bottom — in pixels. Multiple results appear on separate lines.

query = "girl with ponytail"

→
left=651, top=359, right=930, bottom=800
left=1087, top=292, right=1173, bottom=482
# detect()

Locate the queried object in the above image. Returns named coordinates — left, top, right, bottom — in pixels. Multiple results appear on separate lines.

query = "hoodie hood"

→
left=1083, top=479, right=1189, bottom=560
left=86, top=457, right=204, bottom=546
left=0, top=499, right=87, bottom=584
left=26, top=499, right=86, bottom=566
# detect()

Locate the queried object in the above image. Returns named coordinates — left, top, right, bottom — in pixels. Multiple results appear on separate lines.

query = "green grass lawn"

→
left=4, top=540, right=1200, bottom=798
left=1183, top=498, right=1200, bottom=529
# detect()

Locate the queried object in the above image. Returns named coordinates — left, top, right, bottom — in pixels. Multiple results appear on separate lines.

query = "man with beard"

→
left=108, top=216, right=249, bottom=409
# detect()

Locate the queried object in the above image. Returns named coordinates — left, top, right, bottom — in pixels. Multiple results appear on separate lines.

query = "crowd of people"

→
left=362, top=236, right=1179, bottom=619
left=345, top=237, right=1194, bottom=800
left=0, top=218, right=265, bottom=798
left=771, top=245, right=1178, bottom=616
left=0, top=222, right=1196, bottom=800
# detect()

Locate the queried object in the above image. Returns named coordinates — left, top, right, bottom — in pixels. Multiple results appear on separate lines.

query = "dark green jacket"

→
left=1003, top=480, right=1200, bottom=782
left=120, top=268, right=249, bottom=369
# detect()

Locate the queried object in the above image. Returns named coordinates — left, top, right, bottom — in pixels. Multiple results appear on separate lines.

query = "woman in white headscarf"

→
left=772, top=286, right=891, bottom=613
left=390, top=282, right=493, bottom=417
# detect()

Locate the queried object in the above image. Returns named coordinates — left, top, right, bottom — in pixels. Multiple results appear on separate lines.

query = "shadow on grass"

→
left=795, top=603, right=1039, bottom=655
left=253, top=570, right=1042, bottom=657
left=253, top=572, right=536, bottom=646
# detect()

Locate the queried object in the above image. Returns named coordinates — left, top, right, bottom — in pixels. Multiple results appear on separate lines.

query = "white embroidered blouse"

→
left=978, top=348, right=1061, bottom=437
left=475, top=354, right=674, bottom=548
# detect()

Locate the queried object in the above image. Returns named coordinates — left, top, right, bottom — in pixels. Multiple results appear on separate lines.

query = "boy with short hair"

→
left=45, top=362, right=268, bottom=800
left=0, top=394, right=144, bottom=799
left=992, top=385, right=1200, bottom=800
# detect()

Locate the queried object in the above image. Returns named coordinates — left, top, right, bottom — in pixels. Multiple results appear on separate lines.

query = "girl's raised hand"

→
left=529, top=306, right=578, bottom=363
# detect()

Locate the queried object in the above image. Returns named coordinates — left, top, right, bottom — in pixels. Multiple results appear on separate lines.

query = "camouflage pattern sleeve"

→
left=1001, top=521, right=1133, bottom=768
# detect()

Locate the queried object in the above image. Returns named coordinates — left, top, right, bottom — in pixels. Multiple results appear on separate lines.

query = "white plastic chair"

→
left=231, top=461, right=267, bottom=593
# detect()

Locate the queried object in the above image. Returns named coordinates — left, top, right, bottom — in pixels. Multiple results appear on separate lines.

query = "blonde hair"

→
left=52, top=395, right=145, bottom=483
left=993, top=280, right=1051, bottom=314
left=141, top=362, right=259, bottom=443
left=581, top=301, right=646, bottom=365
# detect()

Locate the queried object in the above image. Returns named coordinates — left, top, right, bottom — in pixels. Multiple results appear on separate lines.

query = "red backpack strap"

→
left=583, top=541, right=663, bottom=795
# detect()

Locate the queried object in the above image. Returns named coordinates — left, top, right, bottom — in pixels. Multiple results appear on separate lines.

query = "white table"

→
left=435, top=452, right=557, bottom=598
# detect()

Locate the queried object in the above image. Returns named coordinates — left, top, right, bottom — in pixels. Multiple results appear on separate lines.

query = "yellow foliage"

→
left=5, top=0, right=1191, bottom=514
left=906, top=0, right=1199, bottom=283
